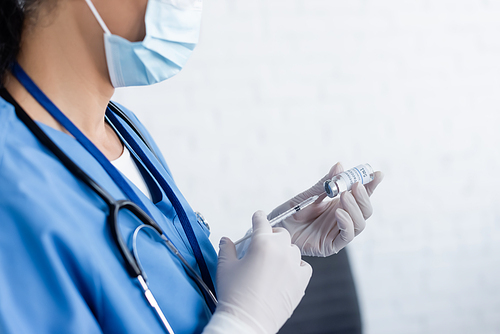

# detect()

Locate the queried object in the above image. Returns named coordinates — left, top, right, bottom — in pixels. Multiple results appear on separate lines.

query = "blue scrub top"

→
left=0, top=97, right=218, bottom=333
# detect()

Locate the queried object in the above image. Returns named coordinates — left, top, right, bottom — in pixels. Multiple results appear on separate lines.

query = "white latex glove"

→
left=203, top=211, right=312, bottom=334
left=269, top=162, right=384, bottom=257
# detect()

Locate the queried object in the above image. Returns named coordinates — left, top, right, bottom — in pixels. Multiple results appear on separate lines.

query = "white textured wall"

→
left=113, top=1, right=500, bottom=333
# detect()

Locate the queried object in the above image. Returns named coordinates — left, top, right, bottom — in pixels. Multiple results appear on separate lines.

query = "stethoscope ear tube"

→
left=107, top=101, right=161, bottom=163
left=159, top=235, right=218, bottom=307
left=109, top=200, right=169, bottom=279
left=108, top=201, right=142, bottom=278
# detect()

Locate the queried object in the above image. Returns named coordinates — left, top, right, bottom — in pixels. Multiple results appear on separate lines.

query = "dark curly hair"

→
left=0, top=0, right=50, bottom=86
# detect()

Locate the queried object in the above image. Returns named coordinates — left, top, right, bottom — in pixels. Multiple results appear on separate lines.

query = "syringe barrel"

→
left=324, top=164, right=374, bottom=198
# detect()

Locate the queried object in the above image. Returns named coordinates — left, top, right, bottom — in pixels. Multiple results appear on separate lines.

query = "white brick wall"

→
left=113, top=1, right=500, bottom=333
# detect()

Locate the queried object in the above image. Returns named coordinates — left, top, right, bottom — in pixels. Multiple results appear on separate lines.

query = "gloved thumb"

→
left=252, top=210, right=272, bottom=235
left=218, top=237, right=237, bottom=262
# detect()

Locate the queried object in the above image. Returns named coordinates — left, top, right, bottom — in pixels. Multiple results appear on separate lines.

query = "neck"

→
left=5, top=1, right=123, bottom=159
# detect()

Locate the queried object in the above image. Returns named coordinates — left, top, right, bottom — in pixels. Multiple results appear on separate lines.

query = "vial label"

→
left=336, top=164, right=374, bottom=190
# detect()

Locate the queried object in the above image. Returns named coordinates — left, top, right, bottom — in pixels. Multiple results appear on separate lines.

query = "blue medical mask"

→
left=85, top=0, right=202, bottom=88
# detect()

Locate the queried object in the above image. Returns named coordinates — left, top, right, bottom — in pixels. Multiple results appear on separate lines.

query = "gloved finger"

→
left=300, top=259, right=311, bottom=268
left=272, top=227, right=289, bottom=234
left=333, top=208, right=355, bottom=252
left=299, top=260, right=313, bottom=283
left=340, top=191, right=366, bottom=236
left=291, top=244, right=303, bottom=266
left=252, top=210, right=272, bottom=235
left=365, top=171, right=384, bottom=197
left=351, top=182, right=373, bottom=219
left=218, top=237, right=237, bottom=262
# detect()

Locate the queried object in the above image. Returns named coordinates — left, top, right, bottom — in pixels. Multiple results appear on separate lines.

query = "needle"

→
left=234, top=195, right=320, bottom=246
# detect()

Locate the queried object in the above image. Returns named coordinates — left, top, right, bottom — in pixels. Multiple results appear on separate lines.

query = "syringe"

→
left=233, top=195, right=319, bottom=246
left=233, top=163, right=375, bottom=246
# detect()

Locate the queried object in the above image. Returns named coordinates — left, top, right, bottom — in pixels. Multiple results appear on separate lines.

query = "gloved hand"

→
left=269, top=162, right=384, bottom=257
left=204, top=211, right=312, bottom=334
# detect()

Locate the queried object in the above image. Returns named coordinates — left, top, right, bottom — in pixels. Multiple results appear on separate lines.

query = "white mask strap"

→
left=84, top=0, right=112, bottom=35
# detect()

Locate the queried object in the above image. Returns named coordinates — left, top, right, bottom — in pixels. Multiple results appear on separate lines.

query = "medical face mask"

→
left=84, top=0, right=202, bottom=88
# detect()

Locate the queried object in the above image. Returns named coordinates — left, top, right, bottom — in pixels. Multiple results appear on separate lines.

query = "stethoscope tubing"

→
left=10, top=62, right=216, bottom=302
left=0, top=88, right=217, bottom=326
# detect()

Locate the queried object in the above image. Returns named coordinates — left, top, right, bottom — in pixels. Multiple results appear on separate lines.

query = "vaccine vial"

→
left=324, top=164, right=374, bottom=198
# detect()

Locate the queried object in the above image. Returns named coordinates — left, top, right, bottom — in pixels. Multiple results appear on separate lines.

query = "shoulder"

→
left=0, top=98, right=106, bottom=278
left=0, top=97, right=53, bottom=189
left=0, top=96, right=102, bottom=223
left=0, top=96, right=99, bottom=264
left=0, top=96, right=56, bottom=179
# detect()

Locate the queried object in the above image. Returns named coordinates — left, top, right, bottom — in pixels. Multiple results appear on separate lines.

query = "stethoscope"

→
left=1, top=63, right=217, bottom=334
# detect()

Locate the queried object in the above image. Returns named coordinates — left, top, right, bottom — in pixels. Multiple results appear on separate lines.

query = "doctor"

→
left=0, top=0, right=383, bottom=333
